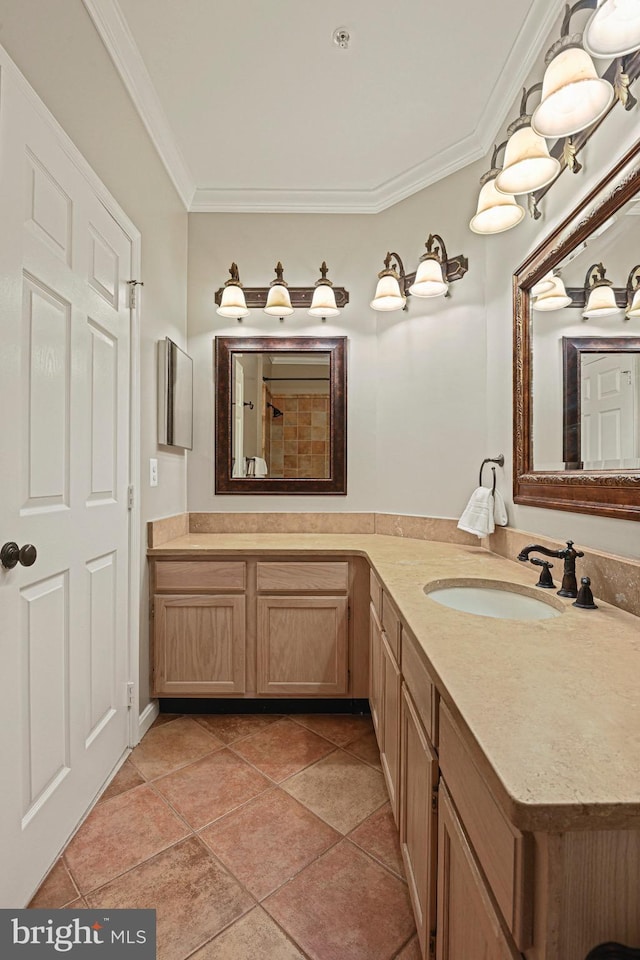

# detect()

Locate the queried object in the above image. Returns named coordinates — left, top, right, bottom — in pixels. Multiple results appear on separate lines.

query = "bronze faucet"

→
left=517, top=540, right=585, bottom=598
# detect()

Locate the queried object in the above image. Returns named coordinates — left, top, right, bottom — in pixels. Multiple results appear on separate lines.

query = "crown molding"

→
left=82, top=0, right=195, bottom=208
left=84, top=0, right=560, bottom=215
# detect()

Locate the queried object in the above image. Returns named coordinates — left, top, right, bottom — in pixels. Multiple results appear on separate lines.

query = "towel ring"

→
left=479, top=454, right=504, bottom=490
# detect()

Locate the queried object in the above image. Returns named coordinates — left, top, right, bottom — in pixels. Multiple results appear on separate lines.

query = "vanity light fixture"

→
left=584, top=0, right=640, bottom=58
left=470, top=143, right=526, bottom=235
left=264, top=262, right=294, bottom=317
left=214, top=264, right=349, bottom=320
left=532, top=275, right=574, bottom=310
left=531, top=1, right=615, bottom=139
left=308, top=262, right=340, bottom=319
left=495, top=84, right=562, bottom=195
left=582, top=262, right=622, bottom=316
left=370, top=235, right=469, bottom=312
left=216, top=263, right=250, bottom=319
left=625, top=263, right=640, bottom=317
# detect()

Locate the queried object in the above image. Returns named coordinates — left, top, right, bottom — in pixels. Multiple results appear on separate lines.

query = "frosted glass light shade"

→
left=264, top=283, right=294, bottom=316
left=584, top=0, right=640, bottom=58
left=408, top=257, right=448, bottom=298
left=531, top=271, right=556, bottom=297
left=495, top=126, right=561, bottom=195
left=216, top=284, right=249, bottom=319
left=469, top=178, right=525, bottom=235
left=370, top=274, right=406, bottom=312
left=583, top=283, right=621, bottom=317
left=626, top=287, right=640, bottom=317
left=308, top=283, right=340, bottom=318
left=532, top=276, right=573, bottom=311
left=531, top=47, right=614, bottom=138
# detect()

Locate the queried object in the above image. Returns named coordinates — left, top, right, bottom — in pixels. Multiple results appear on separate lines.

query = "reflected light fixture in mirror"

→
left=584, top=0, right=640, bottom=58
left=531, top=270, right=556, bottom=296
left=532, top=275, right=573, bottom=310
left=626, top=264, right=640, bottom=316
left=531, top=3, right=614, bottom=138
left=582, top=262, right=621, bottom=317
left=495, top=84, right=561, bottom=195
left=216, top=263, right=249, bottom=319
left=308, top=262, right=340, bottom=318
left=264, top=262, right=294, bottom=317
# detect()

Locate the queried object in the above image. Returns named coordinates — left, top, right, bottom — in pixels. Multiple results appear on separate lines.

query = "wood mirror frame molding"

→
left=513, top=136, right=640, bottom=522
left=215, top=336, right=347, bottom=495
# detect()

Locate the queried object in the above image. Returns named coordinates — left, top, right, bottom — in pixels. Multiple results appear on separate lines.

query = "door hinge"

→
left=126, top=681, right=135, bottom=707
left=127, top=279, right=144, bottom=309
left=127, top=485, right=134, bottom=510
left=431, top=785, right=439, bottom=814
left=429, top=932, right=436, bottom=957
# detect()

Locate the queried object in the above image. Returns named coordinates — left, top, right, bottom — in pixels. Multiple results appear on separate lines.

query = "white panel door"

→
left=581, top=353, right=637, bottom=468
left=0, top=66, right=132, bottom=907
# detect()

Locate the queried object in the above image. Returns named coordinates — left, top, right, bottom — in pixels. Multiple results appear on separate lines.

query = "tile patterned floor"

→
left=29, top=713, right=417, bottom=960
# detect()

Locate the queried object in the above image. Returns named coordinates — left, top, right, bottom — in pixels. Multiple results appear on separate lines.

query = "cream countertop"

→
left=149, top=533, right=640, bottom=831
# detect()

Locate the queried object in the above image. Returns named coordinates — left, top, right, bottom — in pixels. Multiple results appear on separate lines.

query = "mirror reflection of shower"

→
left=267, top=402, right=284, bottom=418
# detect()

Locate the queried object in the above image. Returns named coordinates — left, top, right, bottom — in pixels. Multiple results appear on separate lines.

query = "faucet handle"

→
left=565, top=540, right=585, bottom=559
left=530, top=558, right=555, bottom=589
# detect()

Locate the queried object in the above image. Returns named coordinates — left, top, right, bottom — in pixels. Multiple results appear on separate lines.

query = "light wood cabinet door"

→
left=369, top=603, right=383, bottom=744
left=153, top=595, right=246, bottom=695
left=437, top=785, right=522, bottom=960
left=257, top=596, right=348, bottom=695
left=380, top=630, right=401, bottom=825
left=400, top=686, right=438, bottom=960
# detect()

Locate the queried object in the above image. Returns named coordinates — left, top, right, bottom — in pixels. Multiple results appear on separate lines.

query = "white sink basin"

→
left=424, top=581, right=563, bottom=621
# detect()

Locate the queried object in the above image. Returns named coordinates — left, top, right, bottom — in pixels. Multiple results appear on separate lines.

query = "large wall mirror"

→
left=514, top=136, right=640, bottom=521
left=215, top=336, right=347, bottom=494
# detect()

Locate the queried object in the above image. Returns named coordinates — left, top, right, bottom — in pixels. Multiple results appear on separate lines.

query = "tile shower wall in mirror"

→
left=531, top=191, right=640, bottom=472
left=232, top=352, right=331, bottom=479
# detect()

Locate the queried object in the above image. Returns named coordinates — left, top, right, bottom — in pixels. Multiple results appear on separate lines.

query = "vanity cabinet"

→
left=436, top=785, right=522, bottom=960
left=151, top=554, right=367, bottom=699
left=369, top=571, right=401, bottom=823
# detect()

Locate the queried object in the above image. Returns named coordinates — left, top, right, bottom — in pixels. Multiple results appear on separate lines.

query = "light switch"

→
left=149, top=458, right=158, bottom=486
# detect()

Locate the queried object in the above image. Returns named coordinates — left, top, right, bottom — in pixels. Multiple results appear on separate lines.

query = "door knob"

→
left=1, top=542, right=37, bottom=569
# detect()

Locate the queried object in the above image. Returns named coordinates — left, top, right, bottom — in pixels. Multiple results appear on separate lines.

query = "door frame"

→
left=1, top=44, right=143, bottom=749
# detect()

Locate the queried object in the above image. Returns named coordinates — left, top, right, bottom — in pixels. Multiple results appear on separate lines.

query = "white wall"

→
left=0, top=0, right=190, bottom=709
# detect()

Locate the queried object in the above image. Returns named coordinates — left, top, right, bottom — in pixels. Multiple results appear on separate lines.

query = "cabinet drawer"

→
left=381, top=592, right=401, bottom=661
left=439, top=704, right=533, bottom=951
left=256, top=561, right=348, bottom=592
left=369, top=568, right=383, bottom=619
left=155, top=561, right=246, bottom=592
left=401, top=628, right=437, bottom=746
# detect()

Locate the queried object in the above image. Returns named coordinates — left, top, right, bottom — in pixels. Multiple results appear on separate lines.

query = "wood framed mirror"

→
left=513, top=135, right=640, bottom=522
left=215, top=336, right=347, bottom=495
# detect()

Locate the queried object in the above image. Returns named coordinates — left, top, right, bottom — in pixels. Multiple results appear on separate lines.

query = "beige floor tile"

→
left=64, top=785, right=189, bottom=894
left=349, top=803, right=405, bottom=878
left=283, top=749, right=389, bottom=833
left=263, top=840, right=415, bottom=960
left=232, top=719, right=334, bottom=782
left=189, top=907, right=306, bottom=960
left=344, top=730, right=382, bottom=769
left=86, top=837, right=253, bottom=960
left=394, top=935, right=422, bottom=960
left=200, top=789, right=339, bottom=900
left=291, top=714, right=374, bottom=747
left=28, top=859, right=78, bottom=908
left=130, top=717, right=222, bottom=780
left=154, top=748, right=270, bottom=829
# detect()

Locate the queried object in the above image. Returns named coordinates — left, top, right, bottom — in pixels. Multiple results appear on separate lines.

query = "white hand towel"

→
left=252, top=457, right=268, bottom=478
left=457, top=486, right=496, bottom=538
left=232, top=457, right=246, bottom=478
left=493, top=489, right=508, bottom=527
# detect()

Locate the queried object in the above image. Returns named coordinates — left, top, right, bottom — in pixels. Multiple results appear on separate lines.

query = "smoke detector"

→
left=332, top=28, right=350, bottom=49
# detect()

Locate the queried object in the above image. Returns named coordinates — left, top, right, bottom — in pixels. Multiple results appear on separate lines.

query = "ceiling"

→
left=83, top=0, right=561, bottom=213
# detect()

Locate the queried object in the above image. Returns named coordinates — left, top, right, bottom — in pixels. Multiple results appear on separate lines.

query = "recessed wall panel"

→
left=21, top=573, right=70, bottom=815
left=88, top=319, right=117, bottom=503
left=23, top=274, right=70, bottom=510
left=86, top=553, right=117, bottom=742
left=89, top=225, right=119, bottom=307
left=600, top=409, right=622, bottom=460
left=25, top=150, right=72, bottom=265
